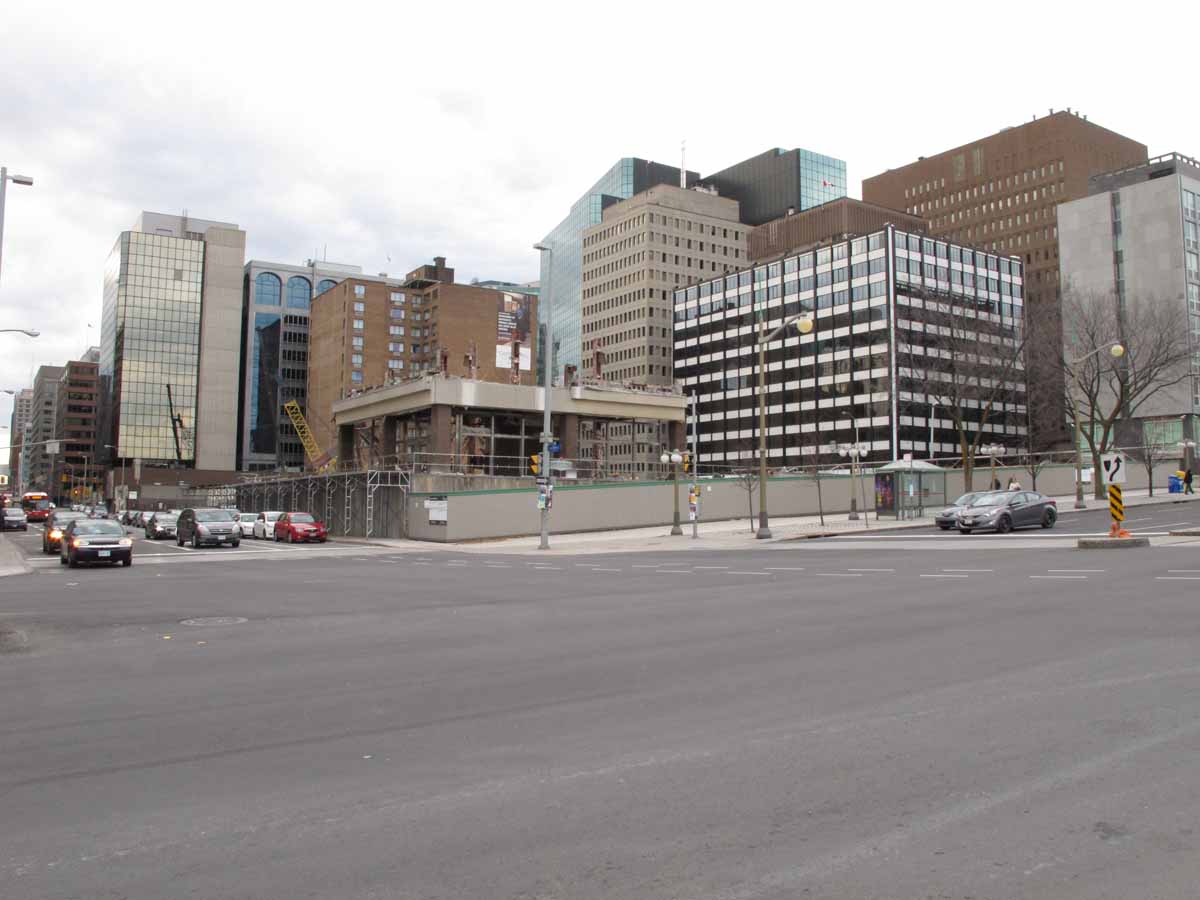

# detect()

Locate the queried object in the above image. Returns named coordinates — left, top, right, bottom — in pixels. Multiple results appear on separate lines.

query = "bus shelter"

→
left=873, top=459, right=946, bottom=520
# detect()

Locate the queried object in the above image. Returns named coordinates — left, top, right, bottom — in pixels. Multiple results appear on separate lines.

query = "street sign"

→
left=1100, top=452, right=1126, bottom=485
left=45, top=440, right=61, bottom=456
left=549, top=442, right=561, bottom=455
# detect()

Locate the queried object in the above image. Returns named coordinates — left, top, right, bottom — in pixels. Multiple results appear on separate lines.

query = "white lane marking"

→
left=1167, top=570, right=1200, bottom=573
left=485, top=563, right=511, bottom=568
left=590, top=567, right=622, bottom=572
left=694, top=565, right=729, bottom=569
left=631, top=564, right=662, bottom=569
left=847, top=567, right=894, bottom=572
left=1048, top=569, right=1105, bottom=573
left=942, top=568, right=992, bottom=572
left=1030, top=575, right=1088, bottom=580
left=726, top=571, right=771, bottom=576
left=1156, top=576, right=1200, bottom=581
left=659, top=569, right=693, bottom=574
left=920, top=574, right=968, bottom=579
left=412, top=562, right=431, bottom=566
left=766, top=566, right=807, bottom=571
left=814, top=572, right=862, bottom=577
left=531, top=565, right=562, bottom=571
left=1154, top=522, right=1193, bottom=529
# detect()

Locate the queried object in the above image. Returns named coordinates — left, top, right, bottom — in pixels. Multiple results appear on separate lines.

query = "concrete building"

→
left=100, top=211, right=246, bottom=474
left=862, top=110, right=1146, bottom=444
left=1058, top=152, right=1200, bottom=417
left=748, top=197, right=926, bottom=263
left=50, top=355, right=100, bottom=504
left=474, top=279, right=539, bottom=297
left=306, top=257, right=539, bottom=465
left=701, top=147, right=847, bottom=226
left=7, top=387, right=33, bottom=490
left=674, top=226, right=1026, bottom=467
left=539, top=159, right=695, bottom=383
left=240, top=258, right=362, bottom=472
left=25, top=365, right=65, bottom=493
left=581, top=184, right=746, bottom=385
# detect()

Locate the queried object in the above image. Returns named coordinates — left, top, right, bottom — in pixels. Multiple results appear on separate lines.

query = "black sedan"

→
left=60, top=519, right=133, bottom=568
left=956, top=491, right=1057, bottom=534
left=43, top=510, right=88, bottom=554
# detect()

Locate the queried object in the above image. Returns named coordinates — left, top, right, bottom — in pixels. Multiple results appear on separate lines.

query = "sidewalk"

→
left=0, top=534, right=32, bottom=578
left=345, top=488, right=1200, bottom=557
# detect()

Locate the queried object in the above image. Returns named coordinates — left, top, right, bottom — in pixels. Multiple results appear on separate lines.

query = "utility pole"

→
left=690, top=391, right=699, bottom=539
left=533, top=243, right=553, bottom=550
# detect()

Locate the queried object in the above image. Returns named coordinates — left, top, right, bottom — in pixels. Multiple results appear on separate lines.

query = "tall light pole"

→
left=982, top=443, right=1006, bottom=489
left=755, top=311, right=814, bottom=539
left=928, top=397, right=939, bottom=461
left=533, top=242, right=554, bottom=550
left=659, top=449, right=683, bottom=535
left=1066, top=342, right=1125, bottom=509
left=0, top=167, right=35, bottom=291
left=838, top=441, right=868, bottom=520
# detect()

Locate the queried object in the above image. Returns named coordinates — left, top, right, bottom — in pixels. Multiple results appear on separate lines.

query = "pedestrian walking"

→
left=1007, top=477, right=1022, bottom=491
left=1186, top=467, right=1194, bottom=494
left=992, top=477, right=1001, bottom=490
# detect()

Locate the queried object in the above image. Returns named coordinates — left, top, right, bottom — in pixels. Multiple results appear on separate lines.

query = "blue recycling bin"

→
left=1168, top=475, right=1183, bottom=494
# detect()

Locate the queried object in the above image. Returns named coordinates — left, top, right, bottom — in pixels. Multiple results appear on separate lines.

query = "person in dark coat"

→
left=1186, top=468, right=1194, bottom=494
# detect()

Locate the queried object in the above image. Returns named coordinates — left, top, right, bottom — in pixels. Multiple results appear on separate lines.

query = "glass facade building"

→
left=101, top=231, right=205, bottom=464
left=539, top=159, right=691, bottom=383
left=673, top=226, right=1025, bottom=468
left=702, top=147, right=847, bottom=227
left=239, top=261, right=361, bottom=471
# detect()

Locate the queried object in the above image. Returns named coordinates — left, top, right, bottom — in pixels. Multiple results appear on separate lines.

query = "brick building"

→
left=306, top=257, right=539, bottom=463
left=862, top=109, right=1147, bottom=445
left=50, top=354, right=100, bottom=504
left=748, top=197, right=926, bottom=262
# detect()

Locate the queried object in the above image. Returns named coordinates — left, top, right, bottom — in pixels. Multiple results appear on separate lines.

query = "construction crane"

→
left=283, top=399, right=333, bottom=469
left=165, top=383, right=185, bottom=465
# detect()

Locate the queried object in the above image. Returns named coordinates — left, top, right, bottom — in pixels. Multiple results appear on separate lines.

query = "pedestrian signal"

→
left=530, top=454, right=541, bottom=475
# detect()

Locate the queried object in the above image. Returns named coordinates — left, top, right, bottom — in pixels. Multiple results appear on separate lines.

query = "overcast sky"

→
left=0, top=0, right=1193, bottom=442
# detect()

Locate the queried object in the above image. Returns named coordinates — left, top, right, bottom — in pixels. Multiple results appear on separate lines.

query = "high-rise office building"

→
left=1058, top=152, right=1200, bottom=417
left=50, top=354, right=100, bottom=504
left=7, top=387, right=33, bottom=488
left=240, top=259, right=362, bottom=472
left=581, top=184, right=746, bottom=385
left=702, top=147, right=847, bottom=226
left=539, top=159, right=694, bottom=383
left=862, top=110, right=1146, bottom=444
left=674, top=226, right=1026, bottom=467
left=306, top=257, right=538, bottom=461
left=101, top=212, right=246, bottom=473
left=26, top=365, right=65, bottom=492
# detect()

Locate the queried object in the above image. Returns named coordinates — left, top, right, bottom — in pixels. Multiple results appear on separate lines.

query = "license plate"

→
left=98, top=550, right=111, bottom=557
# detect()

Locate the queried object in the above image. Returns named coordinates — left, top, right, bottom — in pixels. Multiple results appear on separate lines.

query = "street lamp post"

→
left=533, top=242, right=554, bottom=550
left=0, top=166, right=35, bottom=291
left=838, top=441, right=869, bottom=520
left=928, top=397, right=939, bottom=461
left=754, top=311, right=814, bottom=539
left=982, top=443, right=1006, bottom=489
left=1066, top=343, right=1125, bottom=509
left=659, top=450, right=683, bottom=535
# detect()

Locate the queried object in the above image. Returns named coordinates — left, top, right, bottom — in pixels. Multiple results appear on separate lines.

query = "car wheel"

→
left=996, top=515, right=1013, bottom=535
left=1041, top=508, right=1057, bottom=529
left=286, top=530, right=293, bottom=543
left=122, top=557, right=132, bottom=567
left=938, top=524, right=951, bottom=531
left=232, top=540, right=240, bottom=548
left=177, top=534, right=184, bottom=547
left=68, top=551, right=78, bottom=569
left=59, top=554, right=67, bottom=566
left=274, top=531, right=281, bottom=542
left=958, top=527, right=972, bottom=535
left=192, top=534, right=201, bottom=549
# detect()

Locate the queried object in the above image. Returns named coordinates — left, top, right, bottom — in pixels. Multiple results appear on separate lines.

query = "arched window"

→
left=317, top=278, right=337, bottom=295
left=286, top=276, right=311, bottom=310
left=255, top=272, right=282, bottom=306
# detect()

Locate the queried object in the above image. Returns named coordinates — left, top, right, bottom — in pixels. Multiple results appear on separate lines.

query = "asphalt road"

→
left=4, top=515, right=1200, bottom=898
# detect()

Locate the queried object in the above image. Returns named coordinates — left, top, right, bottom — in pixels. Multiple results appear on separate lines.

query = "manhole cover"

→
left=180, top=617, right=248, bottom=627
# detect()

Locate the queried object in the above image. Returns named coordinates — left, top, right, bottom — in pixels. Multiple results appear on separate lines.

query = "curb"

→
left=1076, top=537, right=1150, bottom=549
left=0, top=535, right=33, bottom=578
left=1169, top=530, right=1200, bottom=537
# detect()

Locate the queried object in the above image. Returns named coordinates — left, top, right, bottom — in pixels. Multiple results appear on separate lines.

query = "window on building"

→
left=317, top=278, right=337, bottom=295
left=353, top=302, right=365, bottom=313
left=391, top=291, right=405, bottom=304
left=388, top=359, right=404, bottom=370
left=254, top=272, right=282, bottom=306
left=351, top=354, right=363, bottom=366
left=352, top=336, right=364, bottom=349
left=351, top=371, right=363, bottom=383
left=354, top=284, right=366, bottom=298
left=286, top=275, right=311, bottom=310
left=389, top=325, right=405, bottom=336
left=353, top=319, right=364, bottom=330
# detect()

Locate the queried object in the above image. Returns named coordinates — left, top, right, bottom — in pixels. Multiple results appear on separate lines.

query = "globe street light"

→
left=754, top=312, right=814, bottom=539
left=981, top=443, right=1007, bottom=489
left=838, top=442, right=869, bottom=521
left=660, top=449, right=684, bottom=536
left=1066, top=342, right=1125, bottom=508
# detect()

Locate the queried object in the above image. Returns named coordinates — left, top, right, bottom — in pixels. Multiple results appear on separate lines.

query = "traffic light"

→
left=682, top=452, right=691, bottom=473
left=530, top=453, right=541, bottom=475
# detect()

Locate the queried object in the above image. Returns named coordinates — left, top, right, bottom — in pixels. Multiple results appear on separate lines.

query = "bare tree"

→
left=1058, top=290, right=1192, bottom=499
left=898, top=291, right=1027, bottom=491
left=1131, top=420, right=1176, bottom=497
left=734, top=467, right=758, bottom=534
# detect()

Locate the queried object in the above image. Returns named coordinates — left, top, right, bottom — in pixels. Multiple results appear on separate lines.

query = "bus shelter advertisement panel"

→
left=496, top=292, right=533, bottom=370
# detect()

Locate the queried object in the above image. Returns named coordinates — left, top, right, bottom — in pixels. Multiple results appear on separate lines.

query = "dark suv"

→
left=176, top=508, right=240, bottom=548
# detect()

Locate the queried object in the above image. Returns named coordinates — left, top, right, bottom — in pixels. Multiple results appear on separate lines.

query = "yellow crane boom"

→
left=283, top=399, right=333, bottom=469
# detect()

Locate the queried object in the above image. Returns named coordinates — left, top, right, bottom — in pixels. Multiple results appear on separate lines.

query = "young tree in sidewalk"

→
left=898, top=290, right=1027, bottom=491
left=1058, top=289, right=1192, bottom=499
left=1130, top=420, right=1176, bottom=497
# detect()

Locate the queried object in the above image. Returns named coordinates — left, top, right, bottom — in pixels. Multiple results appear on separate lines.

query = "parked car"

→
left=934, top=492, right=984, bottom=530
left=1, top=507, right=27, bottom=532
left=956, top=491, right=1057, bottom=534
left=253, top=511, right=283, bottom=540
left=43, top=510, right=88, bottom=554
left=235, top=512, right=258, bottom=538
left=60, top=518, right=133, bottom=568
left=176, top=508, right=240, bottom=548
left=129, top=511, right=145, bottom=528
left=145, top=512, right=178, bottom=540
left=273, top=512, right=328, bottom=543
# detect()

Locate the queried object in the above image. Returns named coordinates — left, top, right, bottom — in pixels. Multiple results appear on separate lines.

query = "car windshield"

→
left=967, top=492, right=1010, bottom=508
left=239, top=513, right=257, bottom=522
left=265, top=512, right=281, bottom=521
left=53, top=512, right=86, bottom=523
left=290, top=513, right=315, bottom=523
left=195, top=510, right=234, bottom=522
left=951, top=492, right=980, bottom=507
left=4, top=508, right=23, bottom=517
left=154, top=515, right=178, bottom=524
left=74, top=521, right=125, bottom=535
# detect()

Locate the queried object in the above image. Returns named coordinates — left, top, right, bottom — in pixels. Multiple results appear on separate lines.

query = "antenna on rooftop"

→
left=680, top=139, right=686, bottom=188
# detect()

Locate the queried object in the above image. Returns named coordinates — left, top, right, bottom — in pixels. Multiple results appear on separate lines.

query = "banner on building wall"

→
left=495, top=292, right=533, bottom=371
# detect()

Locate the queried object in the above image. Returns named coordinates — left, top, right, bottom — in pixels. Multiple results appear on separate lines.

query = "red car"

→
left=273, top=512, right=328, bottom=543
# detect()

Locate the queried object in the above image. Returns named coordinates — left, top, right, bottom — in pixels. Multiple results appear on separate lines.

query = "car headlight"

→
left=197, top=524, right=209, bottom=533
left=74, top=539, right=88, bottom=547
left=119, top=538, right=132, bottom=546
left=49, top=529, right=62, bottom=539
